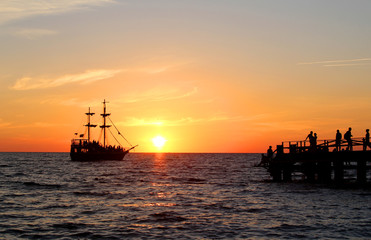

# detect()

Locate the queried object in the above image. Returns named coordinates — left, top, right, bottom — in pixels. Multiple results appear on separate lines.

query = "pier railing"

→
left=278, top=137, right=366, bottom=154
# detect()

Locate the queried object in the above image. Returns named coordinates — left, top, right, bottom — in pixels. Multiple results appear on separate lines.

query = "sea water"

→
left=1, top=152, right=370, bottom=239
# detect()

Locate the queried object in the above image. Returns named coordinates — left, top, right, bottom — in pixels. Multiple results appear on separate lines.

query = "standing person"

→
left=312, top=133, right=318, bottom=150
left=335, top=130, right=342, bottom=151
left=305, top=131, right=315, bottom=151
left=305, top=131, right=313, bottom=149
left=305, top=131, right=313, bottom=142
left=344, top=127, right=353, bottom=151
left=309, top=133, right=318, bottom=151
left=366, top=129, right=370, bottom=150
left=259, top=146, right=274, bottom=167
left=267, top=146, right=274, bottom=159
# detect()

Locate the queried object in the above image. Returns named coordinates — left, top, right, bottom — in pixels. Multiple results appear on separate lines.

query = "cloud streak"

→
left=121, top=87, right=198, bottom=103
left=0, top=120, right=69, bottom=129
left=11, top=69, right=122, bottom=90
left=0, top=0, right=116, bottom=25
left=10, top=60, right=186, bottom=91
left=13, top=28, right=58, bottom=39
left=297, top=58, right=371, bottom=67
left=120, top=115, right=258, bottom=127
left=40, top=84, right=198, bottom=108
left=0, top=119, right=11, bottom=129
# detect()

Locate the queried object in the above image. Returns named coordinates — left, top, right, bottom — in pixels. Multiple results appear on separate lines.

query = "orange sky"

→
left=1, top=1, right=371, bottom=152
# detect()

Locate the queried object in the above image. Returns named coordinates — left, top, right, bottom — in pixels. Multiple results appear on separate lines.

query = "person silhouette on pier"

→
left=267, top=146, right=274, bottom=159
left=363, top=138, right=367, bottom=151
left=258, top=146, right=275, bottom=167
left=344, top=127, right=353, bottom=151
left=335, top=130, right=342, bottom=151
left=305, top=131, right=316, bottom=151
left=312, top=133, right=318, bottom=150
left=365, top=129, right=370, bottom=150
left=305, top=131, right=313, bottom=142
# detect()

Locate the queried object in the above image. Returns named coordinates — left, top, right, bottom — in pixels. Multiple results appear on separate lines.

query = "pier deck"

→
left=264, top=138, right=371, bottom=184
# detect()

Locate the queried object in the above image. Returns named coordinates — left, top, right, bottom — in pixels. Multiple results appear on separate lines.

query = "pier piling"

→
left=334, top=160, right=344, bottom=184
left=357, top=159, right=367, bottom=184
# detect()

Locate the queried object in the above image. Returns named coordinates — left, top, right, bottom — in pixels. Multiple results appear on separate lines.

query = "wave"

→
left=204, top=202, right=235, bottom=211
left=23, top=181, right=62, bottom=189
left=41, top=204, right=75, bottom=210
left=171, top=177, right=206, bottom=184
left=269, top=223, right=319, bottom=232
left=73, top=190, right=109, bottom=197
left=138, top=211, right=187, bottom=223
left=72, top=190, right=130, bottom=199
left=246, top=207, right=269, bottom=213
left=52, top=222, right=88, bottom=230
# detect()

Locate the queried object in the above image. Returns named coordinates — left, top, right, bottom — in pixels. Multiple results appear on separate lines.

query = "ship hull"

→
left=70, top=150, right=128, bottom=161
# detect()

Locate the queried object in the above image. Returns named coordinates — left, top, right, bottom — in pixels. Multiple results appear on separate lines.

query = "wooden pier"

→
left=264, top=138, right=371, bottom=185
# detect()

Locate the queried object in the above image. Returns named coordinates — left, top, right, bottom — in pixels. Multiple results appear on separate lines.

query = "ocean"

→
left=1, top=152, right=370, bottom=239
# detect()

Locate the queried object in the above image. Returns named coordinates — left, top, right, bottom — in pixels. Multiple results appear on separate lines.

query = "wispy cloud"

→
left=10, top=60, right=186, bottom=91
left=134, top=62, right=192, bottom=74
left=297, top=58, right=371, bottom=67
left=0, top=120, right=69, bottom=129
left=54, top=98, right=103, bottom=108
left=121, top=87, right=198, bottom=103
left=40, top=84, right=197, bottom=108
left=0, top=0, right=116, bottom=25
left=12, top=28, right=58, bottom=39
left=0, top=119, right=11, bottom=129
left=11, top=69, right=122, bottom=90
left=120, top=115, right=256, bottom=127
left=121, top=118, right=165, bottom=127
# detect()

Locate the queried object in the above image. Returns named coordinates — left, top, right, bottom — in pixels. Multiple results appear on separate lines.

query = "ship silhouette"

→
left=70, top=100, right=137, bottom=161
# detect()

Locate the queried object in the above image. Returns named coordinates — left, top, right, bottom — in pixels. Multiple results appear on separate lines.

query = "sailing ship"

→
left=70, top=100, right=137, bottom=161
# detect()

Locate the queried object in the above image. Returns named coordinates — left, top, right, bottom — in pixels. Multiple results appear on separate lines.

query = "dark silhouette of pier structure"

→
left=264, top=137, right=371, bottom=185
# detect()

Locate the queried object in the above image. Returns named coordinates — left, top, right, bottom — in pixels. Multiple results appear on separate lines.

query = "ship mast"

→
left=85, top=107, right=97, bottom=142
left=100, top=99, right=111, bottom=147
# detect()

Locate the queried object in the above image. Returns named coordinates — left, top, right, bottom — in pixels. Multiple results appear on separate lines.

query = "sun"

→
left=152, top=136, right=167, bottom=149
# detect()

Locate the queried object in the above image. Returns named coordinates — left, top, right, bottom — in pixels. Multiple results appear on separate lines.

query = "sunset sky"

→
left=1, top=0, right=371, bottom=152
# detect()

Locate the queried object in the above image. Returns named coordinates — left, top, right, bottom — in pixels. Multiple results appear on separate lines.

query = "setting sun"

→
left=152, top=136, right=167, bottom=149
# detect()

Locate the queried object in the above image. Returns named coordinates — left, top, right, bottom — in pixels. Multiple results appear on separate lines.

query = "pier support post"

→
left=318, top=161, right=331, bottom=183
left=282, top=163, right=293, bottom=181
left=269, top=162, right=282, bottom=182
left=334, top=160, right=344, bottom=184
left=357, top=159, right=367, bottom=184
left=303, top=162, right=316, bottom=182
left=271, top=168, right=282, bottom=182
